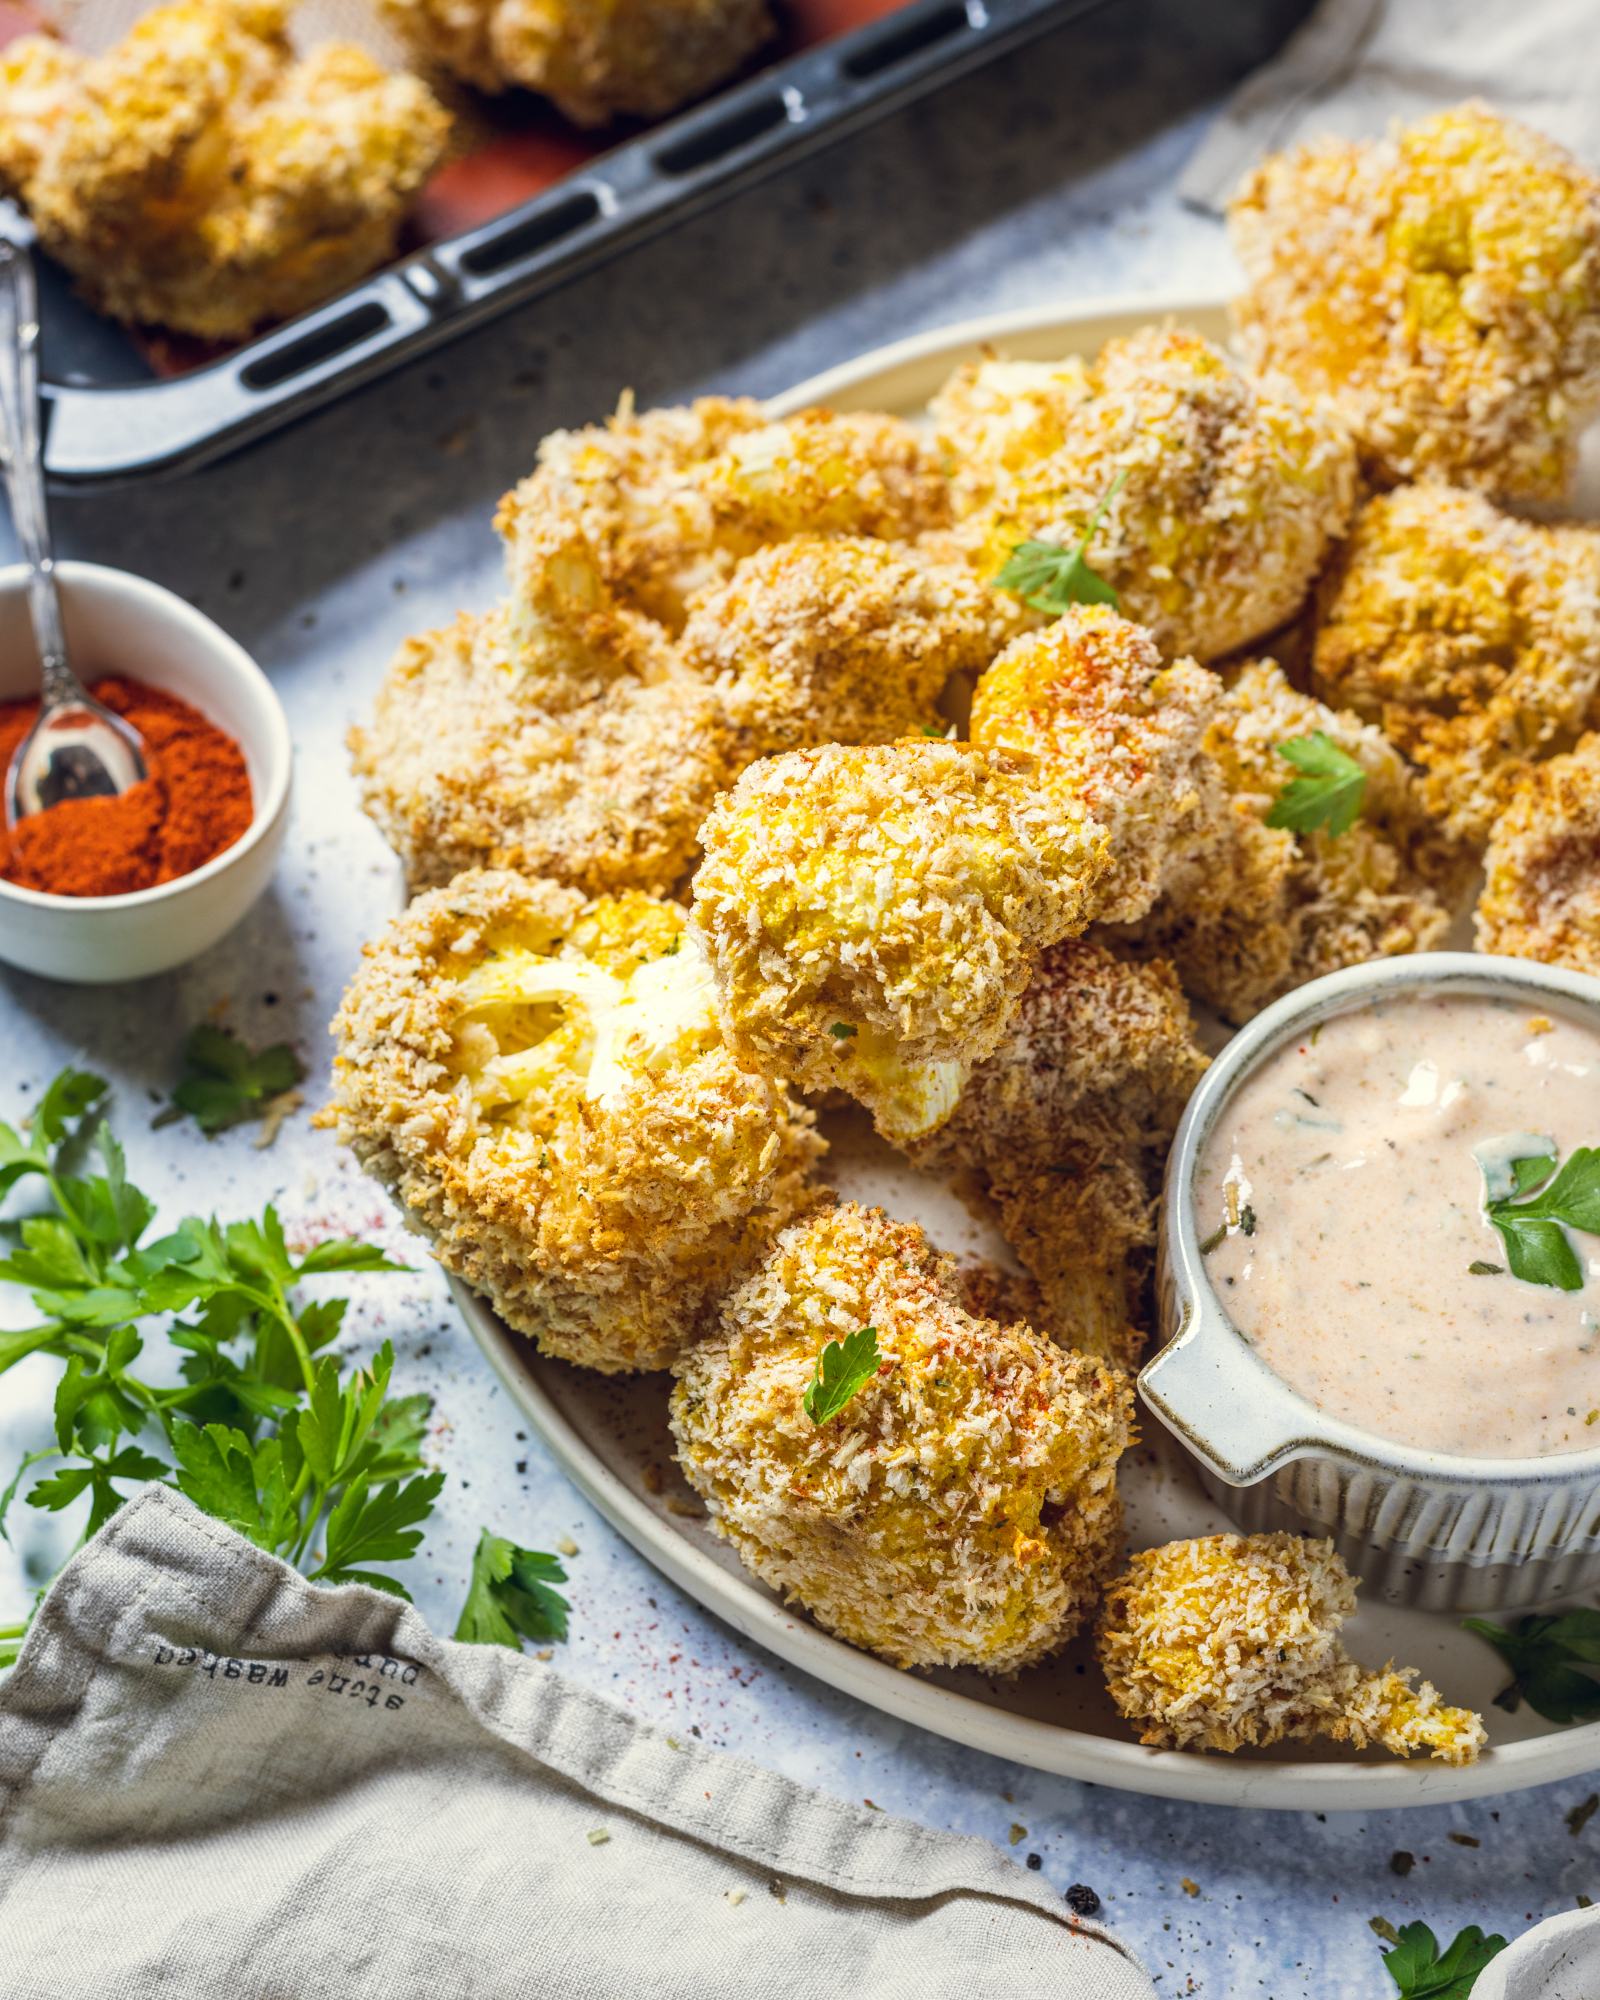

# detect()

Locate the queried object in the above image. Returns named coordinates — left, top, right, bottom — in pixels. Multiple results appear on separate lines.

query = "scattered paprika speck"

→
left=0, top=675, right=252, bottom=897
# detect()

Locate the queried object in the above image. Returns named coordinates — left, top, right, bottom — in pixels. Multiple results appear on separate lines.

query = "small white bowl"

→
left=0, top=561, right=291, bottom=984
left=1146, top=952, right=1600, bottom=1612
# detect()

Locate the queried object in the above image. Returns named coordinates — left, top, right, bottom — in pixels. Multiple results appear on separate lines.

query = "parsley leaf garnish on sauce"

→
left=1462, top=1608, right=1600, bottom=1724
left=1480, top=1145, right=1600, bottom=1291
left=992, top=471, right=1127, bottom=616
left=1379, top=1920, right=1507, bottom=2000
left=803, top=1325, right=881, bottom=1424
left=1265, top=732, right=1368, bottom=839
left=159, top=1024, right=306, bottom=1137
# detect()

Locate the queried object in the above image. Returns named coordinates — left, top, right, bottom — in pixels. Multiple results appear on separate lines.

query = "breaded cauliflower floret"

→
left=1477, top=732, right=1600, bottom=973
left=936, top=326, right=1355, bottom=661
left=671, top=1203, right=1133, bottom=1672
left=914, top=939, right=1209, bottom=1369
left=1098, top=1534, right=1485, bottom=1763
left=350, top=521, right=733, bottom=893
left=690, top=741, right=1109, bottom=1145
left=680, top=536, right=1013, bottom=760
left=1312, top=484, right=1600, bottom=846
left=380, top=0, right=772, bottom=126
left=1230, top=103, right=1600, bottom=499
left=0, top=0, right=449, bottom=339
left=328, top=870, right=823, bottom=1373
left=1131, top=660, right=1465, bottom=1022
left=970, top=605, right=1229, bottom=925
left=502, top=399, right=947, bottom=632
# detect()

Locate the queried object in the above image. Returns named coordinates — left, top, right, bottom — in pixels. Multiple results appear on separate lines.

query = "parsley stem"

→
left=0, top=1622, right=26, bottom=1640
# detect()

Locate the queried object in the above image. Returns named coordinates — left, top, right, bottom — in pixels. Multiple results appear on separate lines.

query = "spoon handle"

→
left=0, top=242, right=78, bottom=710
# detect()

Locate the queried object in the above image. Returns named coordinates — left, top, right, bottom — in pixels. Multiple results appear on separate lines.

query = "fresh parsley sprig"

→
left=156, top=1024, right=306, bottom=1137
left=455, top=1529, right=570, bottom=1647
left=803, top=1325, right=882, bottom=1424
left=992, top=471, right=1127, bottom=616
left=1377, top=1920, right=1507, bottom=2000
left=1265, top=732, right=1368, bottom=839
left=1463, top=1608, right=1600, bottom=1724
left=0, top=1068, right=570, bottom=1658
left=1477, top=1146, right=1600, bottom=1291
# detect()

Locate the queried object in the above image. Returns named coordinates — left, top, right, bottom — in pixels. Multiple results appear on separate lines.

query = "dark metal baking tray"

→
left=26, top=0, right=1103, bottom=487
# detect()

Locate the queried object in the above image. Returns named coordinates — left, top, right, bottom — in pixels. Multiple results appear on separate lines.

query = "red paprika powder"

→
left=0, top=676, right=253, bottom=898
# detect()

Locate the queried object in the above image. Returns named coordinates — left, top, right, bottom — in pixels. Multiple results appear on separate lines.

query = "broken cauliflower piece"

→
left=328, top=870, right=823, bottom=1373
left=380, top=0, right=772, bottom=126
left=936, top=325, right=1354, bottom=661
left=350, top=515, right=733, bottom=893
left=502, top=398, right=946, bottom=632
left=1230, top=101, right=1600, bottom=499
left=1129, top=659, right=1465, bottom=1023
left=690, top=740, right=1109, bottom=1144
left=680, top=535, right=1012, bottom=760
left=970, top=605, right=1229, bottom=926
left=1476, top=733, right=1600, bottom=974
left=1098, top=1533, right=1485, bottom=1763
left=1311, top=483, right=1600, bottom=847
left=0, top=0, right=449, bottom=339
left=671, top=1202, right=1133, bottom=1672
left=914, top=938, right=1209, bottom=1370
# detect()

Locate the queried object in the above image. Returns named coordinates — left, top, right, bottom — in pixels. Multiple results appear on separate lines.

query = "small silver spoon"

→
left=0, top=241, right=146, bottom=830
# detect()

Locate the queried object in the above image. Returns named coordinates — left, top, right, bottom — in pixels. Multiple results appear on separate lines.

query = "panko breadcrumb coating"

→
left=914, top=939, right=1209, bottom=1369
left=502, top=398, right=947, bottom=631
left=349, top=521, right=733, bottom=892
left=690, top=740, right=1109, bottom=1145
left=1477, top=733, right=1600, bottom=973
left=1098, top=1534, right=1485, bottom=1763
left=680, top=536, right=1013, bottom=761
left=1230, top=102, right=1600, bottom=499
left=934, top=325, right=1355, bottom=662
left=380, top=0, right=772, bottom=126
left=0, top=0, right=448, bottom=339
left=1130, top=659, right=1464, bottom=1022
left=328, top=870, right=822, bottom=1373
left=671, top=1202, right=1133, bottom=1672
left=970, top=605, right=1229, bottom=925
left=1311, top=484, right=1600, bottom=846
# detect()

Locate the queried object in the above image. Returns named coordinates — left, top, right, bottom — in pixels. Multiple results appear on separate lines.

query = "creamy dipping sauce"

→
left=1194, top=991, right=1600, bottom=1459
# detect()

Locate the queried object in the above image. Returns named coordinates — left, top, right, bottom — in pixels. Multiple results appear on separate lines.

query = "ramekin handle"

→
left=1139, top=1300, right=1316, bottom=1487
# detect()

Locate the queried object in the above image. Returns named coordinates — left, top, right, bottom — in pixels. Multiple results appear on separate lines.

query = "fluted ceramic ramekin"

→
left=1144, top=952, right=1600, bottom=1612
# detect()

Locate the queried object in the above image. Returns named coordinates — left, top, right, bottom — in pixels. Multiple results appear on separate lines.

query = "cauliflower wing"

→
left=328, top=869, right=823, bottom=1373
left=1311, top=483, right=1600, bottom=846
left=935, top=325, right=1355, bottom=661
left=671, top=1202, right=1133, bottom=1672
left=1229, top=102, right=1600, bottom=499
left=680, top=535, right=1014, bottom=761
left=350, top=520, right=733, bottom=894
left=380, top=0, right=772, bottom=126
left=913, top=938, right=1209, bottom=1369
left=1098, top=1533, right=1485, bottom=1763
left=970, top=605, right=1229, bottom=925
left=502, top=398, right=947, bottom=631
left=689, top=740, right=1109, bottom=1145
left=1129, top=659, right=1466, bottom=1022
left=0, top=0, right=449, bottom=339
left=1477, top=732, right=1600, bottom=973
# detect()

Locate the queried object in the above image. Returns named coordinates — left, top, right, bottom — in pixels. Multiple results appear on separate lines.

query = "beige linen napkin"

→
left=1180, top=0, right=1600, bottom=213
left=0, top=1487, right=1153, bottom=2000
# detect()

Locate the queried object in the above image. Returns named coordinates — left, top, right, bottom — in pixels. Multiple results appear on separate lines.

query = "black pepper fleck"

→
left=1065, top=1884, right=1101, bottom=1917
left=1389, top=1851, right=1415, bottom=1877
left=1026, top=1854, right=1042, bottom=1871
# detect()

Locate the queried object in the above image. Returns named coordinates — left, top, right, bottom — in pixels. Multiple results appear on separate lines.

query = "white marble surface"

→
left=2, top=2, right=1595, bottom=1989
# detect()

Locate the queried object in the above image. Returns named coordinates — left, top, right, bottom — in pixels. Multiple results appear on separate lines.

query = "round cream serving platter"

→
left=455, top=294, right=1600, bottom=1808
